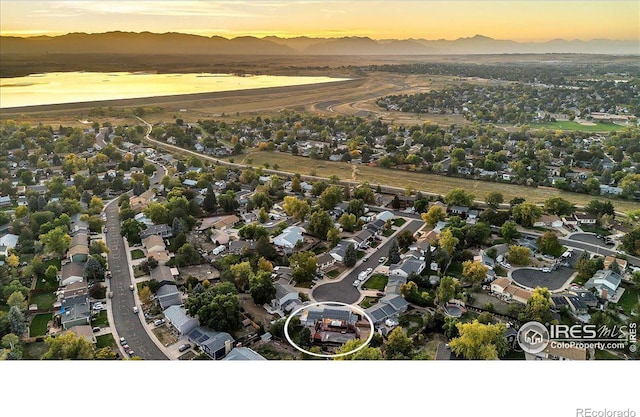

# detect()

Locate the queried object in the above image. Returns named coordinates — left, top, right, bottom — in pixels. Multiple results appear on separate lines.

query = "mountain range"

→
left=1, top=32, right=638, bottom=55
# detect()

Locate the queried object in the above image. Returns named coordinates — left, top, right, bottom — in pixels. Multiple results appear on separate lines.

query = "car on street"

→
left=178, top=343, right=192, bottom=353
left=129, top=284, right=134, bottom=291
left=133, top=306, right=138, bottom=314
left=362, top=256, right=369, bottom=262
left=126, top=349, right=135, bottom=357
left=379, top=257, right=386, bottom=263
left=120, top=337, right=127, bottom=345
left=542, top=267, right=551, bottom=273
left=93, top=303, right=103, bottom=311
left=104, top=228, right=108, bottom=233
left=353, top=280, right=359, bottom=287
left=366, top=267, right=373, bottom=274
left=499, top=262, right=511, bottom=269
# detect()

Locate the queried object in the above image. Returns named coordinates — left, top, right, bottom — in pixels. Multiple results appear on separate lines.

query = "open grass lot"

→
left=362, top=273, right=388, bottom=291
left=527, top=121, right=626, bottom=132
left=233, top=151, right=638, bottom=213
left=92, top=310, right=108, bottom=327
left=22, top=341, right=48, bottom=360
left=29, top=313, right=52, bottom=337
left=130, top=249, right=145, bottom=260
left=29, top=293, right=56, bottom=310
left=96, top=334, right=116, bottom=349
left=617, top=287, right=639, bottom=315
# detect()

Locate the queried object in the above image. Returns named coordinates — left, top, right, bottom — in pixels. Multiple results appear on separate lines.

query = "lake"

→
left=0, top=71, right=349, bottom=109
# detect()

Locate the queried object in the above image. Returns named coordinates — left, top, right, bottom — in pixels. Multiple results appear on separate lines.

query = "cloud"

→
left=48, top=1, right=258, bottom=18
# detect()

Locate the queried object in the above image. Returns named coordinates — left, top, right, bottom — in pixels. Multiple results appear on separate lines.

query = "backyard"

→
left=29, top=292, right=57, bottom=310
left=362, top=273, right=388, bottom=291
left=22, top=341, right=48, bottom=360
left=29, top=313, right=52, bottom=337
left=617, top=287, right=639, bottom=315
left=358, top=296, right=379, bottom=309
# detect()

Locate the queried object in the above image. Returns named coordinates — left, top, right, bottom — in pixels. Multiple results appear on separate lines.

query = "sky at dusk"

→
left=1, top=1, right=638, bottom=41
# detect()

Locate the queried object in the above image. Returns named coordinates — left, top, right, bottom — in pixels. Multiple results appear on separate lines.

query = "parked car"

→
left=376, top=292, right=385, bottom=297
left=366, top=267, right=373, bottom=274
left=129, top=284, right=134, bottom=291
left=154, top=319, right=165, bottom=326
left=362, top=256, right=369, bottom=262
left=126, top=349, right=135, bottom=357
left=542, top=267, right=551, bottom=273
left=119, top=337, right=127, bottom=345
left=353, top=280, right=359, bottom=287
left=133, top=306, right=138, bottom=314
left=92, top=327, right=101, bottom=333
left=378, top=257, right=386, bottom=263
left=178, top=343, right=192, bottom=353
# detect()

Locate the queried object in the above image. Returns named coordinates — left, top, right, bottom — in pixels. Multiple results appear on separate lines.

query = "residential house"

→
left=228, top=240, right=256, bottom=255
left=58, top=294, right=91, bottom=329
left=59, top=261, right=85, bottom=286
left=273, top=226, right=304, bottom=250
left=329, top=241, right=350, bottom=263
left=534, top=214, right=564, bottom=228
left=163, top=305, right=199, bottom=335
left=142, top=235, right=166, bottom=254
left=299, top=306, right=357, bottom=327
left=317, top=253, right=336, bottom=270
left=0, top=234, right=19, bottom=256
left=150, top=265, right=177, bottom=286
left=0, top=195, right=11, bottom=208
left=129, top=189, right=156, bottom=212
left=448, top=205, right=469, bottom=217
left=222, top=347, right=267, bottom=361
left=365, top=294, right=409, bottom=325
left=139, top=224, right=173, bottom=240
left=69, top=214, right=89, bottom=236
left=365, top=218, right=387, bottom=235
left=573, top=212, right=597, bottom=225
left=270, top=283, right=300, bottom=314
left=585, top=270, right=622, bottom=300
left=68, top=233, right=89, bottom=263
left=65, top=325, right=96, bottom=344
left=348, top=229, right=374, bottom=249
left=187, top=326, right=234, bottom=360
left=375, top=211, right=394, bottom=222
left=156, top=284, right=182, bottom=310
left=389, top=258, right=425, bottom=279
left=61, top=281, right=88, bottom=299
left=491, top=278, right=532, bottom=304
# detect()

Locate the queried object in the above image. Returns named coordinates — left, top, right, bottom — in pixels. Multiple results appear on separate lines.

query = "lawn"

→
left=326, top=270, right=340, bottom=278
left=392, top=218, right=406, bottom=227
left=92, top=310, right=109, bottom=327
left=362, top=273, right=388, bottom=291
left=617, top=287, right=639, bottom=315
left=22, top=341, right=48, bottom=360
left=358, top=296, right=379, bottom=309
left=382, top=228, right=395, bottom=237
left=580, top=225, right=612, bottom=236
left=130, top=249, right=145, bottom=260
left=399, top=313, right=424, bottom=336
left=35, top=273, right=59, bottom=291
left=30, top=293, right=57, bottom=310
left=594, top=350, right=624, bottom=360
left=29, top=313, right=52, bottom=337
left=96, top=334, right=116, bottom=349
left=527, top=121, right=624, bottom=132
left=356, top=250, right=365, bottom=260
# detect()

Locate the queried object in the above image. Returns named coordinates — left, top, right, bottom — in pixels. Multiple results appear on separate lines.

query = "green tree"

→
left=397, top=229, right=416, bottom=250
left=8, top=306, right=27, bottom=336
left=485, top=192, right=504, bottom=209
left=507, top=245, right=530, bottom=266
left=500, top=220, right=521, bottom=243
left=174, top=243, right=201, bottom=266
left=438, top=228, right=459, bottom=273
left=307, top=210, right=333, bottom=239
left=338, top=213, right=358, bottom=233
left=388, top=239, right=401, bottom=264
left=120, top=219, right=145, bottom=245
left=444, top=187, right=474, bottom=207
left=39, top=226, right=71, bottom=257
left=0, top=333, right=22, bottom=360
left=42, top=331, right=95, bottom=360
left=621, top=227, right=640, bottom=256
left=84, top=256, right=105, bottom=281
left=436, top=276, right=460, bottom=305
left=512, top=202, right=542, bottom=228
left=196, top=292, right=242, bottom=333
left=544, top=197, right=575, bottom=216
left=384, top=327, right=413, bottom=359
left=327, top=227, right=341, bottom=247
left=283, top=196, right=310, bottom=221
left=317, top=185, right=343, bottom=210
left=449, top=320, right=508, bottom=360
left=7, top=292, right=27, bottom=311
left=249, top=271, right=276, bottom=305
left=344, top=243, right=357, bottom=267
left=537, top=232, right=563, bottom=257
left=346, top=199, right=366, bottom=219
left=519, top=287, right=553, bottom=324
left=334, top=339, right=383, bottom=360
left=462, top=260, right=488, bottom=285
left=289, top=251, right=317, bottom=284
left=230, top=261, right=255, bottom=292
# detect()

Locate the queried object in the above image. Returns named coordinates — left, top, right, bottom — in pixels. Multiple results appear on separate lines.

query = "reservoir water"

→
left=0, top=71, right=349, bottom=109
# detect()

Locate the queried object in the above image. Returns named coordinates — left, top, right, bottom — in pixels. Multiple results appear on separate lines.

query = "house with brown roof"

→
left=129, top=189, right=156, bottom=212
left=142, top=234, right=166, bottom=253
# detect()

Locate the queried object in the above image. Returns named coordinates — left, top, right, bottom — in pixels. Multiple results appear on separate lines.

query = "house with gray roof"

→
left=389, top=258, right=425, bottom=279
left=139, top=224, right=173, bottom=239
left=156, top=284, right=182, bottom=310
left=150, top=265, right=176, bottom=286
left=364, top=293, right=409, bottom=325
left=187, top=326, right=234, bottom=359
left=300, top=306, right=356, bottom=327
left=585, top=270, right=622, bottom=300
left=223, top=347, right=267, bottom=361
left=163, top=305, right=199, bottom=335
left=271, top=283, right=299, bottom=313
left=273, top=226, right=304, bottom=250
left=58, top=294, right=91, bottom=329
left=59, top=261, right=85, bottom=286
left=317, top=252, right=336, bottom=270
left=329, top=240, right=351, bottom=263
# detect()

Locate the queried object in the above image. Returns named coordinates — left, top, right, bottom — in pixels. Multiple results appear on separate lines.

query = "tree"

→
left=230, top=261, right=255, bottom=292
left=485, top=192, right=504, bottom=209
left=621, top=227, right=640, bottom=256
left=519, top=287, right=553, bottom=324
left=257, top=257, right=273, bottom=273
left=202, top=186, right=217, bottom=213
left=334, top=339, right=382, bottom=360
left=346, top=199, right=365, bottom=219
left=88, top=196, right=104, bottom=214
left=384, top=327, right=413, bottom=359
left=388, top=239, right=401, bottom=264
left=120, top=219, right=145, bottom=245
left=438, top=228, right=459, bottom=273
left=421, top=205, right=445, bottom=226
left=139, top=286, right=152, bottom=304
left=95, top=347, right=117, bottom=360
left=512, top=202, right=542, bottom=227
left=218, top=191, right=239, bottom=213
left=7, top=291, right=27, bottom=311
left=249, top=271, right=276, bottom=305
left=7, top=253, right=19, bottom=269
left=462, top=260, right=488, bottom=285
left=537, top=232, right=563, bottom=257
left=449, top=320, right=508, bottom=360
left=42, top=331, right=95, bottom=360
left=238, top=224, right=269, bottom=241
left=307, top=210, right=332, bottom=239
left=500, top=220, right=520, bottom=243
left=289, top=251, right=317, bottom=284
left=436, top=276, right=460, bottom=305
left=444, top=188, right=474, bottom=207
left=326, top=227, right=341, bottom=247
left=1, top=333, right=22, bottom=360
left=84, top=256, right=105, bottom=281
left=344, top=243, right=357, bottom=267
left=8, top=306, right=27, bottom=336
left=283, top=196, right=310, bottom=221
left=338, top=213, right=358, bottom=233
left=193, top=292, right=242, bottom=333
left=507, top=245, right=530, bottom=266
left=45, top=265, right=59, bottom=281
left=397, top=229, right=416, bottom=250
left=39, top=226, right=71, bottom=257
left=544, top=197, right=575, bottom=216
left=317, top=185, right=343, bottom=210
left=174, top=243, right=201, bottom=266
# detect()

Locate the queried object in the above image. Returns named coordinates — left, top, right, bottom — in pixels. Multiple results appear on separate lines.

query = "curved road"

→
left=312, top=219, right=423, bottom=304
left=100, top=124, right=169, bottom=360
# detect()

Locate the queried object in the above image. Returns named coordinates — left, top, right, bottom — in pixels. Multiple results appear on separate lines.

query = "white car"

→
left=365, top=267, right=373, bottom=274
left=133, top=306, right=138, bottom=314
left=542, top=267, right=551, bottom=273
left=353, top=280, right=360, bottom=287
left=500, top=262, right=511, bottom=269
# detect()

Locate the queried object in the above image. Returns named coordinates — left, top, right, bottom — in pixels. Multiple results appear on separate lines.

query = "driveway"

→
left=311, top=219, right=423, bottom=304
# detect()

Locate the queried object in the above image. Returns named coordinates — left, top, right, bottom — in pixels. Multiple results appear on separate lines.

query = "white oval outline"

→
left=284, top=301, right=375, bottom=358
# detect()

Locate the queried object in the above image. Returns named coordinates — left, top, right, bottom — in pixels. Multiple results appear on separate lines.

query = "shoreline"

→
left=0, top=78, right=360, bottom=114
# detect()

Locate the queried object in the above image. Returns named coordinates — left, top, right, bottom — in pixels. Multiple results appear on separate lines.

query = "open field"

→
left=526, top=121, right=627, bottom=132
left=233, top=150, right=640, bottom=213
